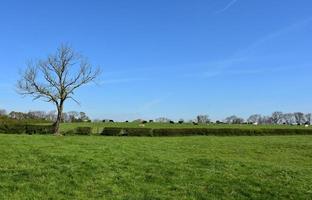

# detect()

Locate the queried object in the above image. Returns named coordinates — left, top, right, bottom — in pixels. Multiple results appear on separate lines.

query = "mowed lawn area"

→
left=0, top=135, right=312, bottom=199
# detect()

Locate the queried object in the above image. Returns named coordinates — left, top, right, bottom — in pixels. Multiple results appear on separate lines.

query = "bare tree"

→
left=0, top=109, right=6, bottom=116
left=196, top=115, right=210, bottom=124
left=247, top=114, right=261, bottom=124
left=294, top=112, right=305, bottom=125
left=67, top=111, right=80, bottom=122
left=155, top=117, right=171, bottom=123
left=271, top=111, right=283, bottom=124
left=46, top=110, right=57, bottom=122
left=282, top=113, right=295, bottom=125
left=27, top=111, right=47, bottom=119
left=17, top=44, right=100, bottom=135
left=224, top=115, right=244, bottom=124
left=305, top=113, right=312, bottom=125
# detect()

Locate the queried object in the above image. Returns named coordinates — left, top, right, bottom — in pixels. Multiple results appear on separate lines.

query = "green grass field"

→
left=0, top=134, right=311, bottom=199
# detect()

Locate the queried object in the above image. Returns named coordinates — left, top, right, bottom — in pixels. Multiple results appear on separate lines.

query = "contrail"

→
left=215, top=0, right=239, bottom=14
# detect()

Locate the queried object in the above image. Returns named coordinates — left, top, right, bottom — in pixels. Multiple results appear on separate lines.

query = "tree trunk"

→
left=53, top=103, right=63, bottom=135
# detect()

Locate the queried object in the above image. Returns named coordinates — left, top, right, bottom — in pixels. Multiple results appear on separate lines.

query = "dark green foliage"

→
left=63, top=129, right=76, bottom=136
left=101, top=127, right=123, bottom=136
left=152, top=128, right=206, bottom=136
left=75, top=127, right=92, bottom=135
left=25, top=125, right=54, bottom=135
left=123, top=128, right=153, bottom=136
left=100, top=127, right=312, bottom=137
left=101, top=127, right=152, bottom=136
left=0, top=123, right=53, bottom=134
left=0, top=115, right=51, bottom=124
left=0, top=123, right=25, bottom=134
left=62, top=127, right=92, bottom=136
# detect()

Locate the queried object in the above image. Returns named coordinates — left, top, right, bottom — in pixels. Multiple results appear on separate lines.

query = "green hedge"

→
left=101, top=127, right=123, bottom=136
left=2, top=125, right=312, bottom=136
left=0, top=124, right=53, bottom=135
left=76, top=127, right=92, bottom=135
left=63, top=127, right=93, bottom=136
left=101, top=128, right=153, bottom=136
left=100, top=127, right=312, bottom=137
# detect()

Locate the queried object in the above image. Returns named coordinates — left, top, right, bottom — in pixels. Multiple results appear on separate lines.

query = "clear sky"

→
left=0, top=0, right=311, bottom=121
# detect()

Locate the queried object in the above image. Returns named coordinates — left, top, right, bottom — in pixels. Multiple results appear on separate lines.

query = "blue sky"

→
left=0, top=0, right=311, bottom=121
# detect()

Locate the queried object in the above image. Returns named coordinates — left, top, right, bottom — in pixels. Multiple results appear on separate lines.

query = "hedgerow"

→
left=0, top=123, right=53, bottom=135
left=100, top=127, right=312, bottom=137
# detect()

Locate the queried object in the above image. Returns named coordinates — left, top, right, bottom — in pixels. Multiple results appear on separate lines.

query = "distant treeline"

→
left=1, top=109, right=311, bottom=126
left=0, top=109, right=90, bottom=123
left=99, top=112, right=312, bottom=126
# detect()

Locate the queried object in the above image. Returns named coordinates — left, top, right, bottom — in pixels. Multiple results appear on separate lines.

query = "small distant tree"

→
left=305, top=113, right=312, bottom=125
left=247, top=114, right=261, bottom=124
left=224, top=115, right=244, bottom=124
left=17, top=44, right=100, bottom=135
left=132, top=119, right=144, bottom=123
left=294, top=112, right=305, bottom=125
left=79, top=112, right=89, bottom=121
left=282, top=113, right=295, bottom=125
left=196, top=115, right=210, bottom=124
left=259, top=116, right=273, bottom=125
left=0, top=109, right=7, bottom=116
left=46, top=110, right=57, bottom=122
left=271, top=111, right=283, bottom=124
left=155, top=117, right=171, bottom=123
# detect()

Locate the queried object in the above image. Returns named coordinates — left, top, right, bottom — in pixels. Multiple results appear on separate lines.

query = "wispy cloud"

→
left=181, top=57, right=247, bottom=78
left=235, top=17, right=312, bottom=57
left=215, top=0, right=239, bottom=14
left=184, top=17, right=312, bottom=78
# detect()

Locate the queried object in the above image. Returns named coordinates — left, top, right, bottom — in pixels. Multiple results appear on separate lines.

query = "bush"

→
left=101, top=127, right=123, bottom=136
left=101, top=127, right=153, bottom=136
left=75, top=127, right=92, bottom=135
left=25, top=125, right=54, bottom=135
left=0, top=123, right=25, bottom=134
left=124, top=128, right=153, bottom=136
left=63, top=129, right=76, bottom=136
left=0, top=123, right=53, bottom=135
left=100, top=127, right=312, bottom=137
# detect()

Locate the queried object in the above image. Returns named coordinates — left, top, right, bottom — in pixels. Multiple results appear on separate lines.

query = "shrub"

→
left=0, top=123, right=53, bottom=135
left=25, top=125, right=54, bottom=135
left=124, top=128, right=153, bottom=136
left=75, top=127, right=92, bottom=135
left=0, top=123, right=26, bottom=134
left=100, top=127, right=312, bottom=137
left=101, top=127, right=153, bottom=136
left=101, top=127, right=123, bottom=136
left=63, top=129, right=75, bottom=136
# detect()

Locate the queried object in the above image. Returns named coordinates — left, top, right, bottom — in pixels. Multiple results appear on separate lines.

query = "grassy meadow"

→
left=0, top=134, right=312, bottom=199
